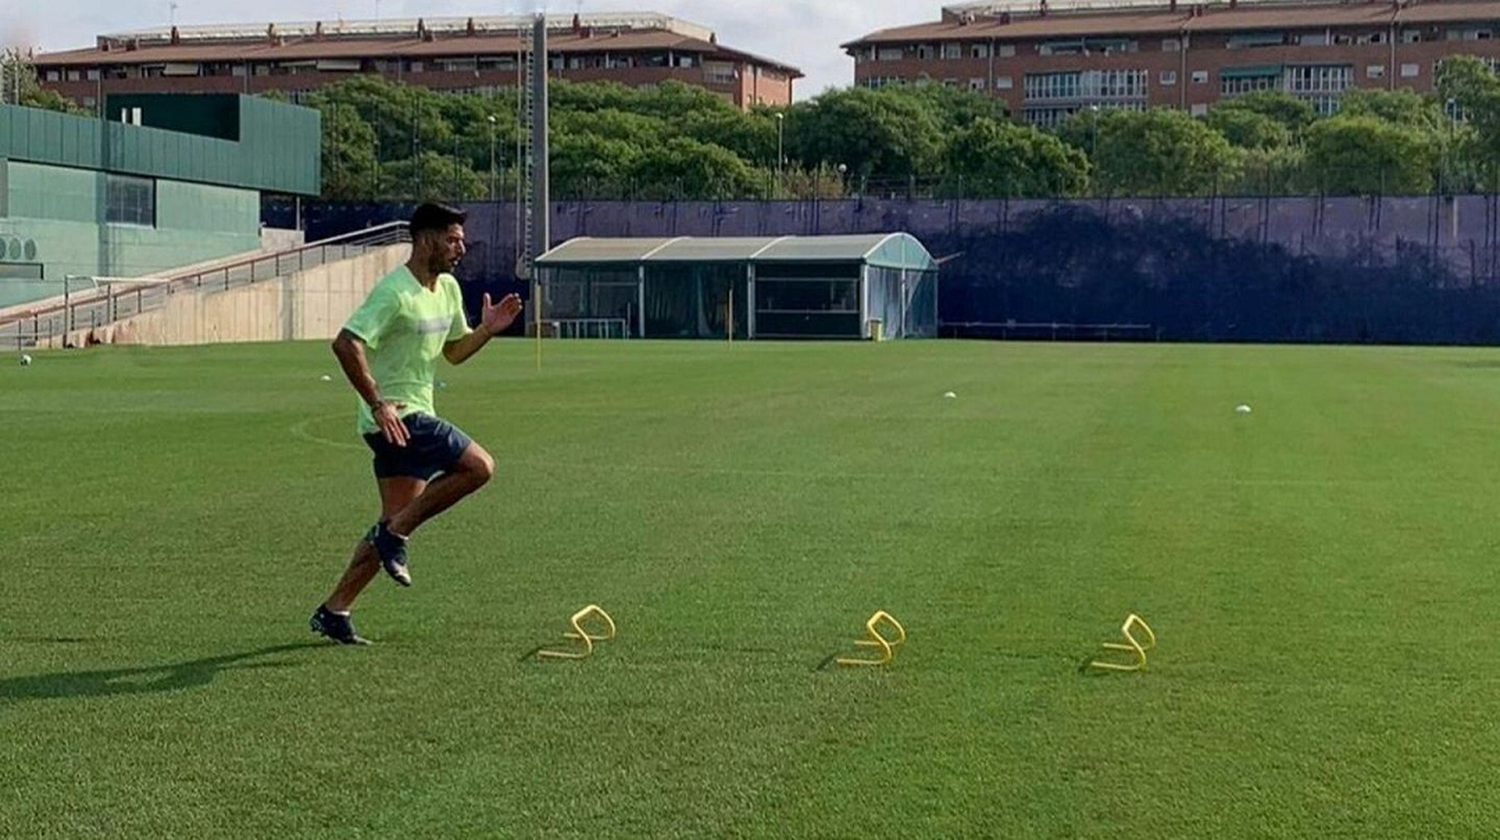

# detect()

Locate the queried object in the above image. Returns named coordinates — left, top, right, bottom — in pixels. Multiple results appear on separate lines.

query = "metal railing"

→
left=545, top=318, right=630, bottom=339
left=1, top=222, right=410, bottom=349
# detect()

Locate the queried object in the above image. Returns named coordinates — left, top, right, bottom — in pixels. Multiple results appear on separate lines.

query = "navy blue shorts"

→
left=363, top=413, right=475, bottom=481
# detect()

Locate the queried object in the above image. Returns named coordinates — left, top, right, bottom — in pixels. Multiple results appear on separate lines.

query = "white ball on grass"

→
left=19, top=354, right=32, bottom=367
left=1235, top=404, right=1252, bottom=415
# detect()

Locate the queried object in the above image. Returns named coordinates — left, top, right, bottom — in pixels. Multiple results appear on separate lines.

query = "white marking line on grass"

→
left=289, top=414, right=365, bottom=451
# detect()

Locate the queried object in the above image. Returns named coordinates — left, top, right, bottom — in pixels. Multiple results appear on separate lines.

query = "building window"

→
left=995, top=75, right=1013, bottom=89
left=1295, top=32, right=1329, bottom=46
left=917, top=44, right=934, bottom=60
left=1163, top=38, right=1181, bottom=52
left=65, top=69, right=81, bottom=82
left=877, top=47, right=903, bottom=61
left=1286, top=64, right=1351, bottom=93
left=1160, top=70, right=1177, bottom=85
left=997, top=44, right=1016, bottom=57
left=943, top=43, right=963, bottom=60
left=1192, top=70, right=1209, bottom=84
left=1022, top=102, right=1143, bottom=128
left=971, top=43, right=990, bottom=59
left=1221, top=69, right=1280, bottom=96
left=1403, top=30, right=1422, bottom=44
left=1023, top=69, right=1148, bottom=101
left=1356, top=32, right=1386, bottom=45
left=1333, top=33, right=1354, bottom=46
left=703, top=61, right=737, bottom=84
left=1191, top=103, right=1208, bottom=117
left=1040, top=38, right=1136, bottom=56
left=44, top=70, right=60, bottom=82
left=1449, top=28, right=1496, bottom=41
left=1367, top=64, right=1386, bottom=79
left=1401, top=63, right=1420, bottom=78
left=1229, top=32, right=1287, bottom=49
left=106, top=174, right=155, bottom=227
left=969, top=77, right=986, bottom=91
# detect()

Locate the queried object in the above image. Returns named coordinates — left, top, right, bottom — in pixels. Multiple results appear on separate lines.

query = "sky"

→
left=1, top=0, right=950, bottom=99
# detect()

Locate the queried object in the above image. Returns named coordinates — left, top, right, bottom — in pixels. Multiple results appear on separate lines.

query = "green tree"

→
left=886, top=82, right=1009, bottom=132
left=631, top=80, right=738, bottom=121
left=784, top=86, right=945, bottom=181
left=306, top=99, right=379, bottom=200
left=551, top=133, right=642, bottom=198
left=377, top=150, right=485, bottom=201
left=944, top=117, right=1089, bottom=197
left=304, top=75, right=457, bottom=168
left=1303, top=114, right=1437, bottom=194
left=1210, top=91, right=1316, bottom=137
left=1205, top=107, right=1293, bottom=150
left=554, top=108, right=668, bottom=150
left=627, top=137, right=766, bottom=200
left=1339, top=88, right=1470, bottom=190
left=1090, top=108, right=1242, bottom=195
left=0, top=48, right=88, bottom=115
left=1339, top=89, right=1446, bottom=131
left=679, top=108, right=778, bottom=166
left=1437, top=55, right=1500, bottom=189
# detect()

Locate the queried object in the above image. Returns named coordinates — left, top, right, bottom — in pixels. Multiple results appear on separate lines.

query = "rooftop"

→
left=537, top=234, right=937, bottom=272
left=34, top=13, right=800, bottom=76
left=848, top=0, right=1500, bottom=45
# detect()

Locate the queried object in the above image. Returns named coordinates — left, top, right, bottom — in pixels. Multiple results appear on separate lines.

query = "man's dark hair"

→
left=409, top=202, right=467, bottom=236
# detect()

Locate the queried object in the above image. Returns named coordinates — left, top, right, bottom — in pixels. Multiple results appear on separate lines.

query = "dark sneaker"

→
left=310, top=605, right=370, bottom=645
left=367, top=522, right=412, bottom=587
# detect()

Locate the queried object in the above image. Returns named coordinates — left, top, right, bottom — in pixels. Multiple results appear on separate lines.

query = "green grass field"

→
left=4, top=339, right=1500, bottom=838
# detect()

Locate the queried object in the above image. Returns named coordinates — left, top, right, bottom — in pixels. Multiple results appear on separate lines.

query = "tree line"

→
left=15, top=49, right=1500, bottom=200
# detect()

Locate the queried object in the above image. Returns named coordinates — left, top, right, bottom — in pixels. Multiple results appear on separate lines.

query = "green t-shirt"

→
left=342, top=265, right=471, bottom=434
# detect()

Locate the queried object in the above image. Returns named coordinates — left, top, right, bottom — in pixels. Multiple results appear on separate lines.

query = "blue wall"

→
left=264, top=195, right=1500, bottom=345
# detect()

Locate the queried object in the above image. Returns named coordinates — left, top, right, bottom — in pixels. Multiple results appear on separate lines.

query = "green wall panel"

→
left=0, top=97, right=318, bottom=195
left=1, top=160, right=261, bottom=308
left=7, top=161, right=96, bottom=223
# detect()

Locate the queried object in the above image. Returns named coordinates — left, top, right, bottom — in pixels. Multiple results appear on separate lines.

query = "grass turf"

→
left=2, top=339, right=1499, bottom=838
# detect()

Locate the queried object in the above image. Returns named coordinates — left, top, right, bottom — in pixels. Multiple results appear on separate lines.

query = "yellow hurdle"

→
left=537, top=605, right=617, bottom=660
left=1088, top=613, right=1156, bottom=672
left=835, top=610, right=907, bottom=667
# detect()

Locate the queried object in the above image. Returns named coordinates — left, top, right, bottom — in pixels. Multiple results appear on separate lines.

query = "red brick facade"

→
left=846, top=1, right=1500, bottom=124
left=34, top=15, right=798, bottom=112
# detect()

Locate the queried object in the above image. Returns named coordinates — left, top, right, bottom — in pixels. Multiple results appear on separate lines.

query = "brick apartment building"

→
left=845, top=0, right=1500, bottom=126
left=33, top=13, right=800, bottom=113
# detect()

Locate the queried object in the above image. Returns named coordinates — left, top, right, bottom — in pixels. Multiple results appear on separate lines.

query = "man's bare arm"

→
left=332, top=329, right=408, bottom=446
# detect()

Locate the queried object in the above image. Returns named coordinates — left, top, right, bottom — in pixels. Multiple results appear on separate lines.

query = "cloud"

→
left=30, top=0, right=940, bottom=98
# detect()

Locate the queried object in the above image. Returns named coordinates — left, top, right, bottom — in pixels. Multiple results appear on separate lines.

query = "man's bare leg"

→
left=324, top=476, right=426, bottom=612
left=385, top=443, right=495, bottom=538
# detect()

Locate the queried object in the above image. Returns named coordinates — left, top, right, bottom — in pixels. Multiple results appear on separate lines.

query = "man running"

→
left=310, top=202, right=523, bottom=645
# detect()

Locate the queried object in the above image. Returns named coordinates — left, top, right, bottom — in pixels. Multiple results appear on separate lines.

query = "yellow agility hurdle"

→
left=835, top=610, right=907, bottom=667
left=1088, top=613, right=1156, bottom=672
left=537, top=605, right=617, bottom=660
